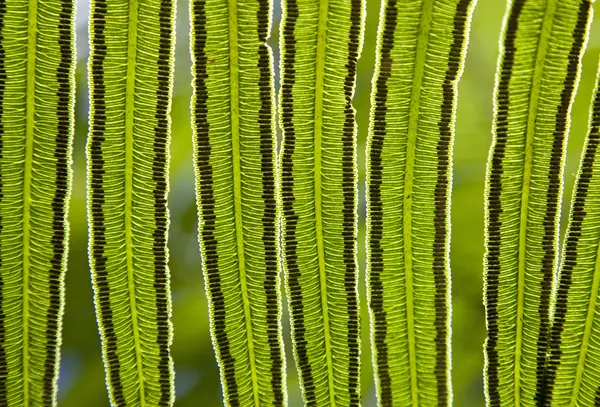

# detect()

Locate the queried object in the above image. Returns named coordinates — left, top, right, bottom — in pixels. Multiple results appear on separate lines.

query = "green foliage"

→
left=366, top=0, right=475, bottom=405
left=0, top=0, right=75, bottom=405
left=278, top=0, right=364, bottom=405
left=483, top=0, right=592, bottom=405
left=87, top=0, right=176, bottom=404
left=542, top=59, right=600, bottom=406
left=3, top=0, right=600, bottom=406
left=190, top=0, right=287, bottom=405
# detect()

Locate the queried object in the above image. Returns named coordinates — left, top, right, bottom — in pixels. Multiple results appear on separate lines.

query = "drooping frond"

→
left=190, top=0, right=287, bottom=405
left=0, top=0, right=75, bottom=405
left=540, top=58, right=600, bottom=406
left=365, top=0, right=475, bottom=405
left=278, top=0, right=365, bottom=405
left=87, top=0, right=176, bottom=404
left=482, top=0, right=592, bottom=405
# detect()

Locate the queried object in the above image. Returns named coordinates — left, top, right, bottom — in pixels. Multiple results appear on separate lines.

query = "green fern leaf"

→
left=541, top=57, right=600, bottom=406
left=482, top=0, right=592, bottom=405
left=190, top=0, right=287, bottom=405
left=87, top=0, right=176, bottom=404
left=366, top=0, right=475, bottom=405
left=279, top=0, right=364, bottom=405
left=0, top=0, right=75, bottom=405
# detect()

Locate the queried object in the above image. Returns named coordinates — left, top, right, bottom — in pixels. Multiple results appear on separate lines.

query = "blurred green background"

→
left=59, top=1, right=600, bottom=405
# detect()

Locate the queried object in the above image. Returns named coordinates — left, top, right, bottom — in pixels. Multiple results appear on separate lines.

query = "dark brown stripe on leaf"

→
left=256, top=0, right=284, bottom=403
left=342, top=0, right=361, bottom=405
left=192, top=0, right=239, bottom=405
left=485, top=1, right=525, bottom=404
left=369, top=0, right=398, bottom=404
left=540, top=3, right=593, bottom=404
left=153, top=0, right=173, bottom=404
left=596, top=385, right=600, bottom=406
left=89, top=0, right=125, bottom=403
left=44, top=0, right=73, bottom=401
left=434, top=0, right=471, bottom=402
left=0, top=0, right=6, bottom=402
left=281, top=0, right=315, bottom=403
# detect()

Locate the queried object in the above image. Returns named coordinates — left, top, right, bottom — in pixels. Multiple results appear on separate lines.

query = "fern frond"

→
left=87, top=0, right=176, bottom=404
left=279, top=0, right=364, bottom=405
left=482, top=0, right=592, bottom=405
left=365, top=0, right=475, bottom=405
left=190, top=0, right=287, bottom=405
left=0, top=0, right=75, bottom=405
left=540, top=57, right=600, bottom=406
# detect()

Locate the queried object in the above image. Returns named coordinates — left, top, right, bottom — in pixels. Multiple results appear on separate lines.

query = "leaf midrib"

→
left=313, top=0, right=336, bottom=405
left=228, top=0, right=260, bottom=405
left=124, top=0, right=147, bottom=404
left=570, top=233, right=600, bottom=405
left=514, top=2, right=556, bottom=404
left=23, top=0, right=38, bottom=403
left=403, top=1, right=434, bottom=405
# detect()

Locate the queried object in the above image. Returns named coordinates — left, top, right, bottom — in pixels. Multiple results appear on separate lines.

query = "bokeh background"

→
left=59, top=1, right=600, bottom=405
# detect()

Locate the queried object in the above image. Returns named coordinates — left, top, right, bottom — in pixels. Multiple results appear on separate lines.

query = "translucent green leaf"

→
left=542, top=57, right=600, bottom=406
left=87, top=0, right=176, bottom=404
left=190, top=0, right=287, bottom=405
left=279, top=0, right=365, bottom=405
left=483, top=0, right=592, bottom=405
left=0, top=0, right=75, bottom=405
left=365, top=0, right=476, bottom=405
